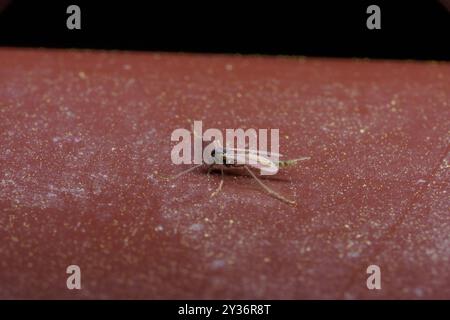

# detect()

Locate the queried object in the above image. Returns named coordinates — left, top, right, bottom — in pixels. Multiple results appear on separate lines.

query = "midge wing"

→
left=228, top=152, right=279, bottom=175
left=224, top=147, right=283, bottom=157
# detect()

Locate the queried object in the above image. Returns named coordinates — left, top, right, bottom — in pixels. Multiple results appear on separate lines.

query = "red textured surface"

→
left=0, top=48, right=449, bottom=299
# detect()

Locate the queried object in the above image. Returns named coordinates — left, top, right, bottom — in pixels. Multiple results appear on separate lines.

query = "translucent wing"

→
left=225, top=152, right=279, bottom=175
left=224, top=147, right=283, bottom=157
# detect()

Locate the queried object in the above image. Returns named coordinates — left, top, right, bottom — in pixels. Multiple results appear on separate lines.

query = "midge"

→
left=169, top=121, right=310, bottom=205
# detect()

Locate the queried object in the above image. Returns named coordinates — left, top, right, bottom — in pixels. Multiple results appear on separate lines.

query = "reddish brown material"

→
left=0, top=48, right=449, bottom=299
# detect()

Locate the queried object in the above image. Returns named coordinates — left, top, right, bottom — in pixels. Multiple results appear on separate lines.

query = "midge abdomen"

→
left=277, top=157, right=311, bottom=168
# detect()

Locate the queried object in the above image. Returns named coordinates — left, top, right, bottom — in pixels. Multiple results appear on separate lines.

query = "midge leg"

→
left=207, top=164, right=215, bottom=176
left=211, top=166, right=224, bottom=198
left=171, top=164, right=203, bottom=180
left=244, top=165, right=296, bottom=206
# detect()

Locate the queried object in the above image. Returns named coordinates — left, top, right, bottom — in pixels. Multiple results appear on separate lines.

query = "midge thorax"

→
left=169, top=121, right=310, bottom=205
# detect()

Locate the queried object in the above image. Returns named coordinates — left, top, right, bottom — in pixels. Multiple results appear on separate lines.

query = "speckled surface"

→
left=0, top=48, right=449, bottom=299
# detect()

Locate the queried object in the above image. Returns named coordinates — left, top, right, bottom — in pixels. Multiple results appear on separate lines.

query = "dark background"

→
left=0, top=0, right=449, bottom=60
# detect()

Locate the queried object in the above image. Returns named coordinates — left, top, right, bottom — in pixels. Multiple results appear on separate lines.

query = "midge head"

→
left=210, top=146, right=229, bottom=165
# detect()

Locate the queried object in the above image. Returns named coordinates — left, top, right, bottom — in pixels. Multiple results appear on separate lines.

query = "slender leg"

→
left=211, top=166, right=224, bottom=197
left=170, top=164, right=203, bottom=180
left=207, top=164, right=215, bottom=176
left=244, top=165, right=296, bottom=205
